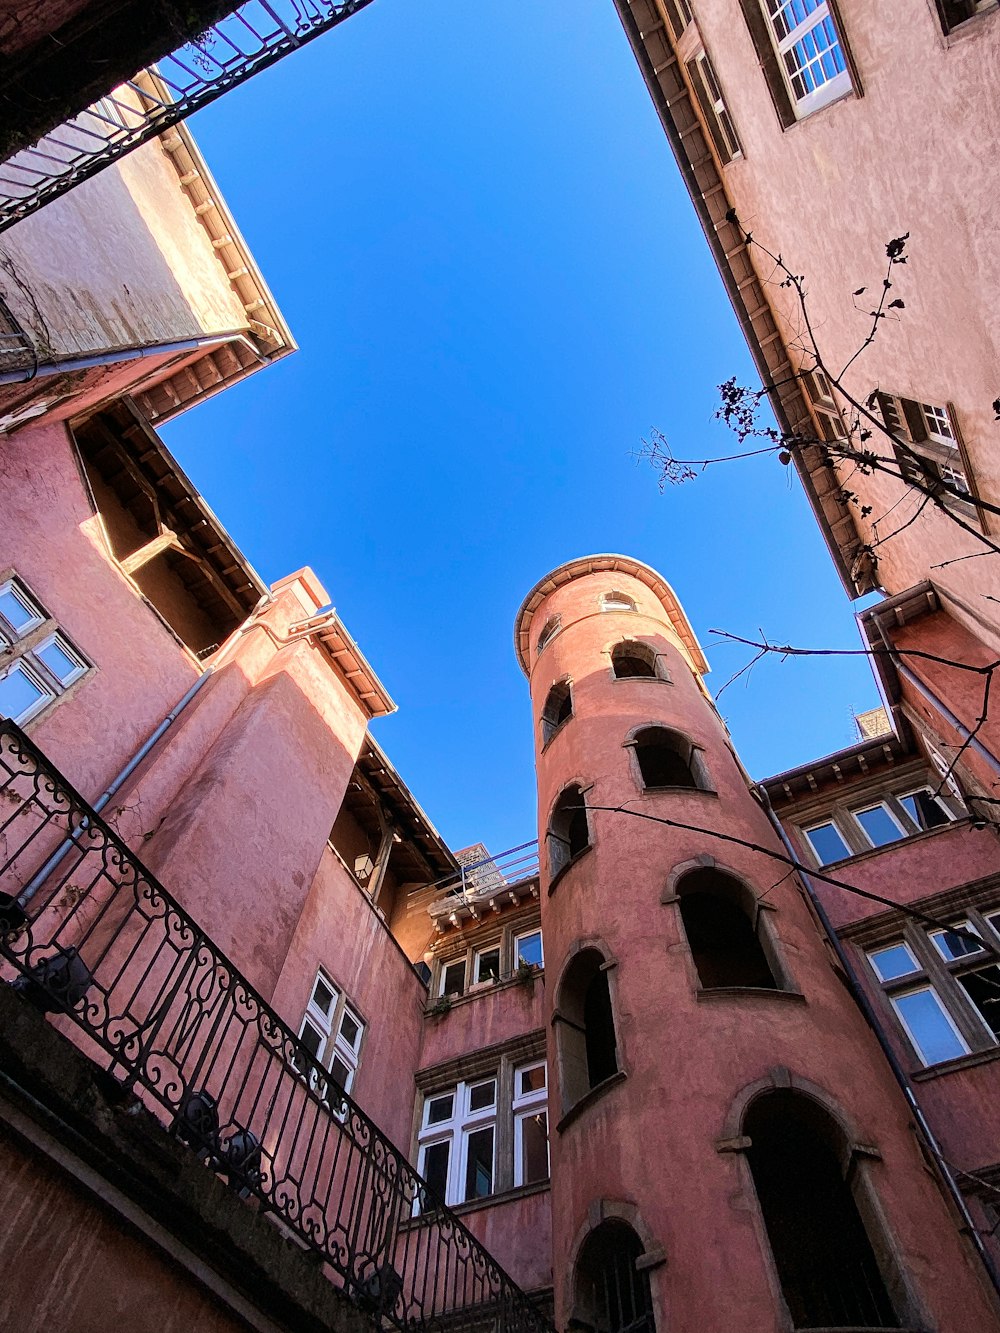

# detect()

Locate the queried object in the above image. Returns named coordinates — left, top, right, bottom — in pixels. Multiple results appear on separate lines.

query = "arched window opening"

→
left=745, top=1092, right=900, bottom=1330
left=556, top=949, right=619, bottom=1111
left=633, top=727, right=702, bottom=790
left=601, top=590, right=637, bottom=613
left=611, top=641, right=658, bottom=679
left=537, top=615, right=561, bottom=655
left=542, top=680, right=573, bottom=743
left=548, top=785, right=590, bottom=878
left=677, top=869, right=779, bottom=990
left=574, top=1221, right=655, bottom=1333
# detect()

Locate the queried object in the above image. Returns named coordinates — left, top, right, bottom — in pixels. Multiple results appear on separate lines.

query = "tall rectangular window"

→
left=0, top=576, right=89, bottom=726
left=872, top=392, right=976, bottom=513
left=513, top=1062, right=549, bottom=1188
left=686, top=50, right=743, bottom=165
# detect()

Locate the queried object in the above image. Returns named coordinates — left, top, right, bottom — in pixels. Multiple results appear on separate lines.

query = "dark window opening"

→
left=677, top=869, right=779, bottom=990
left=542, top=680, right=573, bottom=743
left=634, top=727, right=699, bottom=790
left=556, top=949, right=619, bottom=1112
left=574, top=1221, right=654, bottom=1333
left=537, top=615, right=561, bottom=654
left=601, top=589, right=637, bottom=612
left=548, top=785, right=590, bottom=878
left=936, top=0, right=995, bottom=33
left=745, top=1092, right=900, bottom=1329
left=611, top=641, right=659, bottom=679
left=584, top=970, right=618, bottom=1087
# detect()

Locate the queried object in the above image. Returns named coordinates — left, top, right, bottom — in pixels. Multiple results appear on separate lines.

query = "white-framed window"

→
left=439, top=957, right=467, bottom=998
left=417, top=1061, right=550, bottom=1208
left=473, top=945, right=501, bottom=986
left=0, top=576, right=90, bottom=726
left=800, top=781, right=961, bottom=867
left=512, top=1062, right=549, bottom=1187
left=417, top=1076, right=498, bottom=1207
left=514, top=928, right=544, bottom=970
left=803, top=819, right=851, bottom=866
left=851, top=801, right=907, bottom=850
left=600, top=590, right=637, bottom=613
left=296, top=970, right=365, bottom=1099
left=865, top=908, right=1000, bottom=1067
left=760, top=0, right=851, bottom=117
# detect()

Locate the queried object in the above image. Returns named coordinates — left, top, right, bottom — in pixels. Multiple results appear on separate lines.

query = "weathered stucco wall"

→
left=681, top=0, right=1000, bottom=615
left=0, top=131, right=248, bottom=358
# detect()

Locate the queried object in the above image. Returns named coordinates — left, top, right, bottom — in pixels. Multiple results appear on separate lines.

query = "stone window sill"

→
left=695, top=986, right=805, bottom=1004
left=912, top=1044, right=1000, bottom=1082
left=556, top=1070, right=627, bottom=1134
left=548, top=843, right=594, bottom=896
left=397, top=1180, right=550, bottom=1232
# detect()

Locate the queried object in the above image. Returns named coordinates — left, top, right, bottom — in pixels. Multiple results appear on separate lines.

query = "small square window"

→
left=329, top=1053, right=352, bottom=1092
left=0, top=661, right=52, bottom=725
left=425, top=1093, right=454, bottom=1126
left=868, top=943, right=920, bottom=983
left=930, top=924, right=984, bottom=962
left=515, top=930, right=544, bottom=970
left=312, top=977, right=335, bottom=1014
left=468, top=1078, right=497, bottom=1113
left=441, top=959, right=466, bottom=997
left=339, top=1007, right=362, bottom=1051
left=852, top=803, right=906, bottom=849
left=34, top=634, right=86, bottom=687
left=298, top=1018, right=324, bottom=1061
left=0, top=581, right=43, bottom=637
left=804, top=820, right=851, bottom=866
left=475, top=947, right=501, bottom=984
left=519, top=1065, right=546, bottom=1096
left=899, top=789, right=952, bottom=832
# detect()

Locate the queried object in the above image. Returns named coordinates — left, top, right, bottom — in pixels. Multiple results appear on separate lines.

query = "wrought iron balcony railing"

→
left=0, top=0, right=376, bottom=234
left=0, top=719, right=551, bottom=1333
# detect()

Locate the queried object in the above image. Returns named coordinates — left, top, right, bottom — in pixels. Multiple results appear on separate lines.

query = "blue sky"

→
left=162, top=0, right=881, bottom=855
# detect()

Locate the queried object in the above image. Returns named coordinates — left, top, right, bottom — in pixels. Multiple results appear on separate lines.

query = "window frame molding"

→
left=794, top=769, right=966, bottom=868
left=860, top=906, right=1000, bottom=1068
left=540, top=676, right=574, bottom=748
left=608, top=638, right=673, bottom=684
left=737, top=0, right=859, bottom=129
left=413, top=1033, right=548, bottom=1206
left=623, top=723, right=715, bottom=795
left=431, top=910, right=543, bottom=1001
left=296, top=967, right=367, bottom=1099
left=0, top=572, right=93, bottom=727
left=872, top=391, right=987, bottom=531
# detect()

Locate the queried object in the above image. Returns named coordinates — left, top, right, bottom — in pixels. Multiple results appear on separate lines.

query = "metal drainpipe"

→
left=868, top=615, right=1000, bottom=777
left=756, top=784, right=1000, bottom=1303
left=16, top=668, right=215, bottom=908
left=0, top=336, right=242, bottom=388
left=15, top=592, right=276, bottom=908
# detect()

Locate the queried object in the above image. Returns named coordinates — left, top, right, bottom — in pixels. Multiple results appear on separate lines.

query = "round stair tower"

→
left=514, top=554, right=1000, bottom=1333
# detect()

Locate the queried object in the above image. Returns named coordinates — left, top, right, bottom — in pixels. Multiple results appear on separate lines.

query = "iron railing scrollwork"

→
left=0, top=719, right=551, bottom=1333
left=0, top=0, right=377, bottom=234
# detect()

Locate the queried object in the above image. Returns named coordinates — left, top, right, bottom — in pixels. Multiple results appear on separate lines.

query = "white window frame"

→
left=296, top=969, right=365, bottom=1101
left=803, top=819, right=851, bottom=866
left=472, top=944, right=501, bottom=986
left=439, top=956, right=468, bottom=998
left=888, top=985, right=971, bottom=1067
left=417, top=1075, right=498, bottom=1208
left=512, top=1061, right=549, bottom=1188
left=513, top=928, right=544, bottom=971
left=897, top=786, right=957, bottom=832
left=761, top=0, right=852, bottom=118
left=0, top=577, right=91, bottom=726
left=851, top=800, right=907, bottom=849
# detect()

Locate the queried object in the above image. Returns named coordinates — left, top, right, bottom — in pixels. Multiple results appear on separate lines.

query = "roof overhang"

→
left=514, top=553, right=709, bottom=676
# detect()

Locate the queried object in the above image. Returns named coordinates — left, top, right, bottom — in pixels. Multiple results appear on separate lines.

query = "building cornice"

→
left=514, top=553, right=708, bottom=676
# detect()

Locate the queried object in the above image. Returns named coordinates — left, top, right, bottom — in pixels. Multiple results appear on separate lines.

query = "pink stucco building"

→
left=3, top=8, right=1000, bottom=1332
